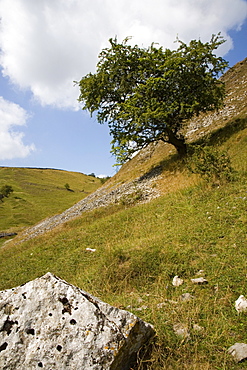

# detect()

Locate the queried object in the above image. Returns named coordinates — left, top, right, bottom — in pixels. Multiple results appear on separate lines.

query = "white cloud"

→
left=0, top=97, right=35, bottom=160
left=0, top=0, right=246, bottom=109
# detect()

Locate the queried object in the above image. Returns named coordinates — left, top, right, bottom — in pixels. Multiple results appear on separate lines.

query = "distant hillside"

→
left=5, top=58, right=246, bottom=246
left=0, top=167, right=102, bottom=233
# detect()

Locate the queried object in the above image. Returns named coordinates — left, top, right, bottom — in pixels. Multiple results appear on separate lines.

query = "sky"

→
left=0, top=0, right=247, bottom=177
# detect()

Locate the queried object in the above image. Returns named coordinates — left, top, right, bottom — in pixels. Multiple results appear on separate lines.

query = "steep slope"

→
left=0, top=58, right=247, bottom=370
left=9, top=58, right=247, bottom=244
left=107, top=57, right=247, bottom=186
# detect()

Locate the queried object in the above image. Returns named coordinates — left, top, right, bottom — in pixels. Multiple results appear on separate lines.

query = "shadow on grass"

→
left=137, top=116, right=247, bottom=182
left=193, top=116, right=247, bottom=148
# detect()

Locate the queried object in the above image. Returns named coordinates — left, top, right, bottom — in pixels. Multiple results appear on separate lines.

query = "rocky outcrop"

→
left=0, top=232, right=17, bottom=239
left=0, top=273, right=155, bottom=370
left=19, top=175, right=160, bottom=243
left=186, top=58, right=247, bottom=139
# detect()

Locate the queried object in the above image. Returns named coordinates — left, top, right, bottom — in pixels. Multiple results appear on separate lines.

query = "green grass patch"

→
left=0, top=167, right=101, bottom=232
left=1, top=172, right=247, bottom=368
left=0, top=63, right=247, bottom=368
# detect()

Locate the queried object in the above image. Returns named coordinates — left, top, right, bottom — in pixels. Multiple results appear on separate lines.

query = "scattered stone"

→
left=136, top=297, right=143, bottom=304
left=157, top=299, right=178, bottom=309
left=196, top=270, right=205, bottom=275
left=228, top=343, right=247, bottom=363
left=172, top=276, right=184, bottom=287
left=235, top=295, right=247, bottom=313
left=180, top=293, right=194, bottom=302
left=19, top=175, right=161, bottom=243
left=133, top=305, right=148, bottom=311
left=214, top=284, right=219, bottom=293
left=85, top=248, right=96, bottom=252
left=0, top=273, right=155, bottom=370
left=173, top=323, right=190, bottom=339
left=157, top=302, right=166, bottom=309
left=191, top=277, right=208, bottom=285
left=192, top=324, right=204, bottom=332
left=0, top=232, right=17, bottom=238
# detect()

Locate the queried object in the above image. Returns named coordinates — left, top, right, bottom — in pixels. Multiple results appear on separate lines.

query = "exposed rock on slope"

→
left=186, top=58, right=247, bottom=139
left=13, top=58, right=247, bottom=244
left=19, top=174, right=160, bottom=242
left=0, top=273, right=155, bottom=370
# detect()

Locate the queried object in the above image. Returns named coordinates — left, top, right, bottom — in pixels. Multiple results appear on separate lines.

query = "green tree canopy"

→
left=0, top=185, right=13, bottom=201
left=77, top=34, right=228, bottom=163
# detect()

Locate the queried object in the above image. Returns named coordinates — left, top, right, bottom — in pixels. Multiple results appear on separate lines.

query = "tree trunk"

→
left=165, top=127, right=187, bottom=156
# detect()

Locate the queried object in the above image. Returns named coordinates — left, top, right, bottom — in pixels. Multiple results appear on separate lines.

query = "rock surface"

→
left=173, top=323, right=190, bottom=340
left=0, top=273, right=155, bottom=369
left=18, top=175, right=160, bottom=243
left=235, top=295, right=247, bottom=313
left=172, top=276, right=184, bottom=287
left=191, top=277, right=208, bottom=285
left=228, top=343, right=247, bottom=363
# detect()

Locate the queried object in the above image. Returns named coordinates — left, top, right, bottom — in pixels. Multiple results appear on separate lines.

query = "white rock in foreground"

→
left=0, top=273, right=155, bottom=370
left=228, top=343, right=247, bottom=362
left=191, top=277, right=208, bottom=285
left=235, top=295, right=247, bottom=313
left=172, top=276, right=184, bottom=287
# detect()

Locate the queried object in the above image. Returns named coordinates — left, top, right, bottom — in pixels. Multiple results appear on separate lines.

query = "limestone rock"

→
left=191, top=277, right=208, bottom=285
left=179, top=293, right=194, bottom=302
left=228, top=343, right=247, bottom=362
left=192, top=324, right=204, bottom=332
left=235, top=295, right=247, bottom=313
left=0, top=273, right=155, bottom=370
left=172, top=276, right=184, bottom=287
left=173, top=323, right=190, bottom=340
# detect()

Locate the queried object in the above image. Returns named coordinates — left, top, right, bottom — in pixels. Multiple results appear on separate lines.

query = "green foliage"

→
left=188, top=145, right=236, bottom=184
left=77, top=34, right=228, bottom=163
left=0, top=122, right=247, bottom=368
left=64, top=183, right=70, bottom=190
left=100, top=176, right=111, bottom=184
left=0, top=185, right=13, bottom=200
left=0, top=106, right=246, bottom=367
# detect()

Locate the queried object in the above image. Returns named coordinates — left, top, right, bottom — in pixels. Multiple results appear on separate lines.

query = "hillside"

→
left=105, top=57, right=247, bottom=187
left=0, top=58, right=247, bottom=369
left=0, top=167, right=102, bottom=233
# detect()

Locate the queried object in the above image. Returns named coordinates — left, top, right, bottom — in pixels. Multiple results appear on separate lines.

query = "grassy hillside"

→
left=106, top=58, right=247, bottom=189
left=0, top=59, right=247, bottom=369
left=0, top=167, right=101, bottom=233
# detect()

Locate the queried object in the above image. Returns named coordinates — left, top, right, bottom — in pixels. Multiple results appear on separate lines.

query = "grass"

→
left=0, top=167, right=102, bottom=233
left=0, top=164, right=247, bottom=368
left=0, top=60, right=247, bottom=368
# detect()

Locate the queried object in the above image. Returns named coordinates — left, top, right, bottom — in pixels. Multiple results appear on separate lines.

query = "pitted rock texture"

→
left=0, top=273, right=155, bottom=370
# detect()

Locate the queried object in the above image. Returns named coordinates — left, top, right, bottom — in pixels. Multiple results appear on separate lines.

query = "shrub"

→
left=188, top=145, right=235, bottom=185
left=0, top=185, right=13, bottom=201
left=100, top=176, right=111, bottom=185
left=64, top=183, right=70, bottom=190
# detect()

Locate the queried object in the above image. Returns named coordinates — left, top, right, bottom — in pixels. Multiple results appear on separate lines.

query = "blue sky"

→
left=0, top=0, right=247, bottom=177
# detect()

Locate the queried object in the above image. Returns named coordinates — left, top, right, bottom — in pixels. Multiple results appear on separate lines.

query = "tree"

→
left=0, top=185, right=13, bottom=201
left=64, top=183, right=70, bottom=190
left=77, top=34, right=228, bottom=163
